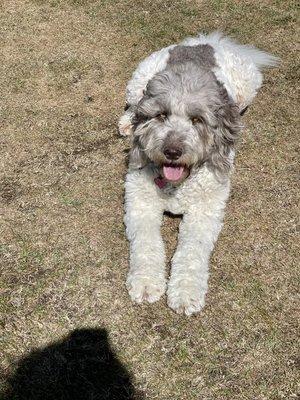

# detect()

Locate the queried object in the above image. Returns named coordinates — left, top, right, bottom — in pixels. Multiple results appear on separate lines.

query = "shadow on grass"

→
left=2, top=328, right=143, bottom=400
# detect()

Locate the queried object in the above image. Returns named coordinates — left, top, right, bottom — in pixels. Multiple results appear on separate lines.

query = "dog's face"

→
left=130, top=63, right=242, bottom=183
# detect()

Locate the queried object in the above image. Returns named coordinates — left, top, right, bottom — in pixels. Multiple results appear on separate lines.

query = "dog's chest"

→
left=159, top=167, right=230, bottom=215
left=161, top=170, right=218, bottom=214
left=165, top=196, right=190, bottom=215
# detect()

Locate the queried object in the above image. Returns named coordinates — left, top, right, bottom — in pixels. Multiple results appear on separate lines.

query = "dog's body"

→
left=119, top=32, right=277, bottom=315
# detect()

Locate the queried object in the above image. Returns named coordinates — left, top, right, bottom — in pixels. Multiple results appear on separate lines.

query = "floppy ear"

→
left=129, top=136, right=148, bottom=169
left=209, top=99, right=242, bottom=175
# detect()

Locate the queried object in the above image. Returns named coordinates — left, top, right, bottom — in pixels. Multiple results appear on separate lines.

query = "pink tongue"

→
left=163, top=165, right=184, bottom=181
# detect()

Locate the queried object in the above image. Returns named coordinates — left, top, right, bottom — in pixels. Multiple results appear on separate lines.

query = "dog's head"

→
left=130, top=62, right=242, bottom=184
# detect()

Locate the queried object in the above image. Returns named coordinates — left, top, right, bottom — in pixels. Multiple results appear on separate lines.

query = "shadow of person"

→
left=2, top=328, right=143, bottom=400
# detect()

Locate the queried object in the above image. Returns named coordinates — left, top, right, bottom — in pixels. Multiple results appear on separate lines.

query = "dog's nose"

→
left=163, top=147, right=182, bottom=160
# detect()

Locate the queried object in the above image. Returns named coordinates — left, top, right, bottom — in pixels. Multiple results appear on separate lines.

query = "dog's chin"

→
left=159, top=163, right=190, bottom=185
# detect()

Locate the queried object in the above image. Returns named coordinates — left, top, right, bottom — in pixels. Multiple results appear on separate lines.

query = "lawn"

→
left=0, top=1, right=298, bottom=399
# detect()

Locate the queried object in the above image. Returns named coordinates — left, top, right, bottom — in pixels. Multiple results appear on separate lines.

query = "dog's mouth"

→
left=161, top=163, right=190, bottom=183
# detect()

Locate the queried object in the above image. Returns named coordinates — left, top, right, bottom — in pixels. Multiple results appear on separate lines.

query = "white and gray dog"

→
left=119, top=32, right=277, bottom=315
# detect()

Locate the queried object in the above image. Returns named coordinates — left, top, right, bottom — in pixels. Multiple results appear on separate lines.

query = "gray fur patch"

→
left=130, top=58, right=242, bottom=179
left=167, top=44, right=216, bottom=69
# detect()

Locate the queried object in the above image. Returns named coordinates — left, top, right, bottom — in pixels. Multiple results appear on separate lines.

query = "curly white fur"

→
left=125, top=164, right=230, bottom=315
left=121, top=32, right=277, bottom=315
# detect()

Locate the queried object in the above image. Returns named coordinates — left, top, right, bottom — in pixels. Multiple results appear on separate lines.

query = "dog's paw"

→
left=167, top=281, right=207, bottom=316
left=118, top=113, right=133, bottom=136
left=126, top=274, right=166, bottom=304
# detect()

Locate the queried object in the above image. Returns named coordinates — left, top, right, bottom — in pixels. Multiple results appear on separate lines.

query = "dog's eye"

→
left=156, top=113, right=167, bottom=121
left=191, top=116, right=204, bottom=125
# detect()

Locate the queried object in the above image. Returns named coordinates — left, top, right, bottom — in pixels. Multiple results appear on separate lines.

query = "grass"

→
left=0, top=0, right=299, bottom=399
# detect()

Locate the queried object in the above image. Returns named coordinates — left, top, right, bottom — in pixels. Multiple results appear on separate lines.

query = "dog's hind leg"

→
left=118, top=107, right=135, bottom=136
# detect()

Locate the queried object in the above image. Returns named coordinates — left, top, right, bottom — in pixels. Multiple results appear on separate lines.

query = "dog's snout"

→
left=163, top=147, right=182, bottom=160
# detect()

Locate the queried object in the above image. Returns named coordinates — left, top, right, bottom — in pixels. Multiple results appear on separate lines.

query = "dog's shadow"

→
left=2, top=328, right=143, bottom=400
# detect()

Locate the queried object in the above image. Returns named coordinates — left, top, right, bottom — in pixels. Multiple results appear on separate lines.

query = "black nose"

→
left=163, top=147, right=182, bottom=160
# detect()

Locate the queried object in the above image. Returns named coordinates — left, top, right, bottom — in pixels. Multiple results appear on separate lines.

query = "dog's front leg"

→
left=124, top=178, right=166, bottom=303
left=167, top=207, right=224, bottom=315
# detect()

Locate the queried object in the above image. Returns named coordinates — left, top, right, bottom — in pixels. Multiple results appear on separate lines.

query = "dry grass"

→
left=0, top=0, right=299, bottom=399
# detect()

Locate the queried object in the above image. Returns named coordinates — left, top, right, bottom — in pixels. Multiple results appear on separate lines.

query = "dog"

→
left=119, top=32, right=277, bottom=315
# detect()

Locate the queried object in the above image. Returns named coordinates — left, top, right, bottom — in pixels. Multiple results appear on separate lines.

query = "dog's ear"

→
left=209, top=100, right=242, bottom=175
left=129, top=136, right=148, bottom=169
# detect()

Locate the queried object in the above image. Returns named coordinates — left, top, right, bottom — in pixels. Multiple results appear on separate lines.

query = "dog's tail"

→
left=243, top=48, right=279, bottom=69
